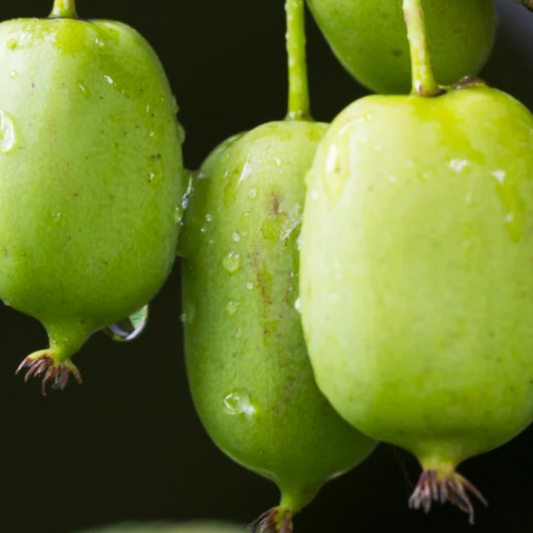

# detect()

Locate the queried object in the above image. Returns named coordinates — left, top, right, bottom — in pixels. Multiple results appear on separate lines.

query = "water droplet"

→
left=0, top=110, right=17, bottom=154
left=238, top=160, right=253, bottom=184
left=248, top=187, right=257, bottom=199
left=223, top=251, right=241, bottom=274
left=180, top=303, right=196, bottom=324
left=246, top=282, right=254, bottom=290
left=205, top=214, right=214, bottom=223
left=146, top=105, right=151, bottom=114
left=200, top=226, right=208, bottom=233
left=9, top=70, right=18, bottom=80
left=77, top=81, right=90, bottom=98
left=174, top=206, right=183, bottom=224
left=95, top=38, right=105, bottom=48
left=294, top=297, right=302, bottom=313
left=53, top=212, right=62, bottom=222
left=274, top=156, right=282, bottom=167
left=178, top=123, right=186, bottom=144
left=449, top=159, right=470, bottom=173
left=281, top=204, right=303, bottom=241
left=226, top=300, right=240, bottom=315
left=222, top=390, right=256, bottom=418
left=172, top=96, right=179, bottom=114
left=148, top=172, right=156, bottom=182
left=491, top=169, right=506, bottom=184
left=148, top=131, right=156, bottom=139
left=104, top=75, right=115, bottom=86
left=104, top=305, right=149, bottom=342
left=232, top=232, right=241, bottom=242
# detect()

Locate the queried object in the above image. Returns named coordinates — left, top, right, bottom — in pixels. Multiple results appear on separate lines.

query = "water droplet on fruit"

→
left=238, top=160, right=253, bottom=183
left=294, top=297, right=302, bottom=313
left=449, top=159, right=470, bottom=173
left=232, top=232, right=241, bottom=242
left=178, top=123, right=186, bottom=144
left=205, top=214, right=214, bottom=223
left=180, top=303, right=196, bottom=324
left=77, top=82, right=91, bottom=98
left=95, top=38, right=105, bottom=48
left=105, top=305, right=149, bottom=342
left=246, top=282, right=254, bottom=290
left=174, top=206, right=183, bottom=224
left=226, top=300, right=240, bottom=315
left=0, top=110, right=17, bottom=154
left=53, top=212, right=62, bottom=222
left=103, top=75, right=115, bottom=86
left=274, top=156, right=282, bottom=167
left=200, top=226, right=208, bottom=233
left=223, top=251, right=241, bottom=273
left=222, top=390, right=257, bottom=418
left=248, top=187, right=257, bottom=199
left=491, top=169, right=506, bottom=184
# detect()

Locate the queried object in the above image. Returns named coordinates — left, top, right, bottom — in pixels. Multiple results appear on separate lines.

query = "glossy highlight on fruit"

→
left=300, top=0, right=533, bottom=521
left=0, top=0, right=184, bottom=393
left=307, top=0, right=497, bottom=94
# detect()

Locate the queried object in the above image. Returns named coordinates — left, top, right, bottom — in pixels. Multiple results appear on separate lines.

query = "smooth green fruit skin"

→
left=0, top=18, right=183, bottom=350
left=181, top=121, right=376, bottom=511
left=307, top=0, right=497, bottom=94
left=300, top=86, right=533, bottom=468
left=79, top=522, right=245, bottom=533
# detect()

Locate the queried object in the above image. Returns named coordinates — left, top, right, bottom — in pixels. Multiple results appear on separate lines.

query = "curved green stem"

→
left=403, top=0, right=439, bottom=96
left=50, top=0, right=78, bottom=18
left=285, top=0, right=312, bottom=121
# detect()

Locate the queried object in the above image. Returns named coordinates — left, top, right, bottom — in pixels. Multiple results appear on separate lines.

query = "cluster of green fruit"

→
left=1, top=0, right=533, bottom=532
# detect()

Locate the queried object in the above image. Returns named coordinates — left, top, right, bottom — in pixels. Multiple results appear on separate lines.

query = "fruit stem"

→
left=402, top=0, right=440, bottom=96
left=285, top=0, right=312, bottom=121
left=50, top=0, right=78, bottom=18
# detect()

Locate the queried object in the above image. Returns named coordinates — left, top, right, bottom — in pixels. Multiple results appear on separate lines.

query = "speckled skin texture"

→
left=0, top=17, right=183, bottom=356
left=181, top=121, right=376, bottom=513
left=307, top=0, right=497, bottom=94
left=300, top=86, right=533, bottom=468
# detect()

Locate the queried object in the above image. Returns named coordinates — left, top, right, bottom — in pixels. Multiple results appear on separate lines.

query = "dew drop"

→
left=95, top=38, right=105, bottom=48
left=53, top=212, right=62, bottom=222
left=294, top=297, right=302, bottom=313
left=226, top=300, right=240, bottom=315
left=77, top=81, right=90, bottom=98
left=491, top=169, right=506, bottom=184
left=246, top=282, right=254, bottom=290
left=0, top=110, right=17, bottom=154
left=200, top=226, right=208, bottom=233
left=148, top=172, right=156, bottom=182
left=232, top=232, right=241, bottom=242
left=222, top=389, right=256, bottom=418
left=205, top=214, right=214, bottom=223
left=223, top=251, right=242, bottom=274
left=104, top=75, right=115, bottom=86
left=174, top=206, right=183, bottom=224
left=449, top=159, right=470, bottom=174
left=104, top=305, right=149, bottom=342
left=248, top=187, right=257, bottom=199
left=178, top=123, right=186, bottom=144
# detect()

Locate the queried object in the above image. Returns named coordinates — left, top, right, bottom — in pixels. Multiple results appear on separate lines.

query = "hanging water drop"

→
left=104, top=305, right=149, bottom=342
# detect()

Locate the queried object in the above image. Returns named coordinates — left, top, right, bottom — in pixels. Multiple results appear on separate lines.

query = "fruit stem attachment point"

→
left=409, top=469, right=487, bottom=524
left=50, top=0, right=78, bottom=19
left=402, top=0, right=440, bottom=97
left=285, top=0, right=312, bottom=121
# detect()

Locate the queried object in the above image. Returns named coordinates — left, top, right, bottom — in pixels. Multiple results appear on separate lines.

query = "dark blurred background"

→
left=0, top=0, right=531, bottom=532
